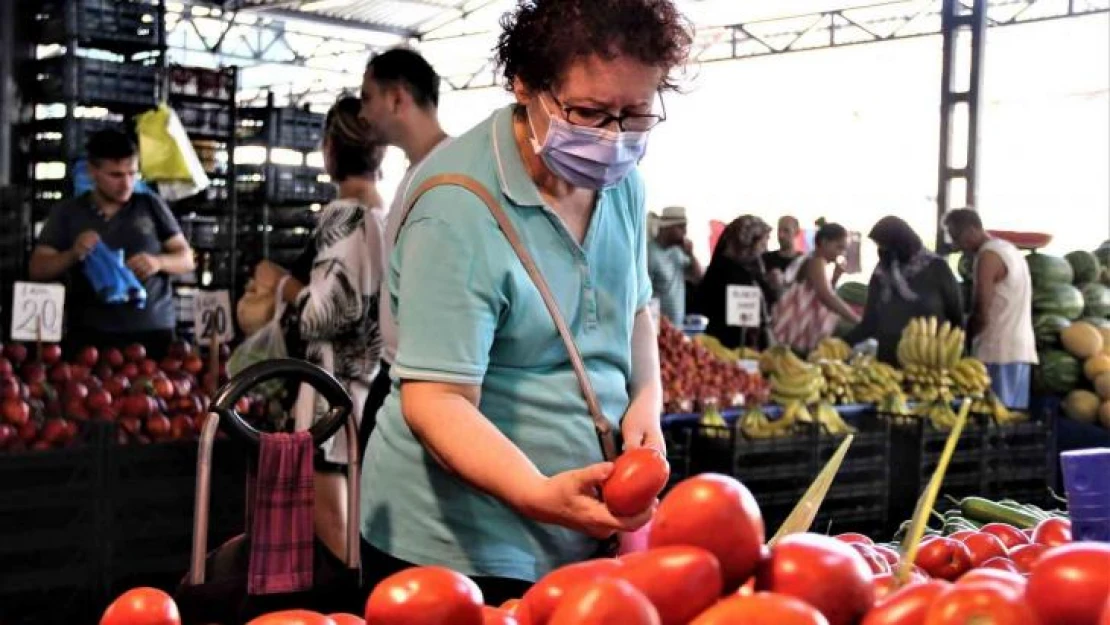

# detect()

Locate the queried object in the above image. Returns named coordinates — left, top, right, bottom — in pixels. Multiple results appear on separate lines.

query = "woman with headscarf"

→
left=844, top=216, right=964, bottom=364
left=697, top=215, right=774, bottom=349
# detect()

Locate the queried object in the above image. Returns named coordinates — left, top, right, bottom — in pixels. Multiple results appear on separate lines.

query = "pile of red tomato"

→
left=99, top=470, right=1110, bottom=625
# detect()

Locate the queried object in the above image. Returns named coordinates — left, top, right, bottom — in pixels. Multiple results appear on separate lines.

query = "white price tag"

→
left=193, top=289, right=234, bottom=343
left=726, top=285, right=762, bottom=328
left=11, top=282, right=66, bottom=342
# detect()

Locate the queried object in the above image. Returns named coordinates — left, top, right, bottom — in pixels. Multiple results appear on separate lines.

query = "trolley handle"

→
left=211, top=358, right=353, bottom=447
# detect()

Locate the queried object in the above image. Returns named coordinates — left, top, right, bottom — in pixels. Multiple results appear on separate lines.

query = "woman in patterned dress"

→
left=252, top=96, right=387, bottom=559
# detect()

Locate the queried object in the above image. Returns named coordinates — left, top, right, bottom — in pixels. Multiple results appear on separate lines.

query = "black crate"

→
left=814, top=418, right=891, bottom=538
left=883, top=412, right=989, bottom=525
left=664, top=421, right=817, bottom=533
left=169, top=66, right=235, bottom=102
left=29, top=56, right=159, bottom=108
left=175, top=103, right=233, bottom=140
left=237, top=165, right=335, bottom=205
left=27, top=116, right=126, bottom=161
left=268, top=227, right=312, bottom=249
left=984, top=419, right=1054, bottom=508
left=180, top=215, right=232, bottom=250
left=267, top=205, right=320, bottom=229
left=239, top=107, right=326, bottom=152
left=33, top=0, right=163, bottom=54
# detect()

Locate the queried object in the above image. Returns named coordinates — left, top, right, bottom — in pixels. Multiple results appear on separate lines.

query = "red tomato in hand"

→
left=100, top=587, right=181, bottom=625
left=958, top=532, right=1009, bottom=568
left=328, top=615, right=364, bottom=625
left=481, top=606, right=519, bottom=625
left=862, top=579, right=949, bottom=625
left=979, top=557, right=1022, bottom=575
left=520, top=559, right=623, bottom=625
left=957, top=568, right=1026, bottom=593
left=851, top=543, right=892, bottom=575
left=649, top=474, right=765, bottom=591
left=835, top=533, right=874, bottom=546
left=616, top=546, right=722, bottom=625
left=979, top=523, right=1030, bottom=549
left=690, top=592, right=829, bottom=625
left=1026, top=542, right=1110, bottom=625
left=1008, top=543, right=1048, bottom=574
left=364, top=566, right=483, bottom=625
left=755, top=533, right=873, bottom=625
left=602, top=448, right=670, bottom=517
left=924, top=581, right=1037, bottom=625
left=548, top=578, right=660, bottom=625
left=915, top=537, right=973, bottom=581
left=1031, top=517, right=1071, bottom=547
left=247, top=610, right=335, bottom=625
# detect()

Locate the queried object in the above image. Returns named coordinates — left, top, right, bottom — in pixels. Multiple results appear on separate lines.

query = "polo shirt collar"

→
left=490, top=105, right=546, bottom=208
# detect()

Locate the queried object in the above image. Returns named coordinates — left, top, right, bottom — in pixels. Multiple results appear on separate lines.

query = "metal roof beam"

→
left=245, top=6, right=418, bottom=37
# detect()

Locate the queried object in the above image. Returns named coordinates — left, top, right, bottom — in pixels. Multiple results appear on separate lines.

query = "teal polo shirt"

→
left=360, top=105, right=652, bottom=582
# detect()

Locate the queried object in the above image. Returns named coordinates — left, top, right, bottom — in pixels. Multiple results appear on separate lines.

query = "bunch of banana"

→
left=736, top=404, right=800, bottom=438
left=736, top=347, right=762, bottom=361
left=770, top=364, right=826, bottom=406
left=897, top=316, right=966, bottom=371
left=972, top=390, right=1029, bottom=425
left=759, top=345, right=808, bottom=377
left=950, top=357, right=991, bottom=398
left=808, top=337, right=852, bottom=362
left=694, top=334, right=739, bottom=363
left=817, top=360, right=857, bottom=404
left=919, top=400, right=961, bottom=431
left=844, top=355, right=904, bottom=404
left=698, top=403, right=731, bottom=439
left=877, top=390, right=912, bottom=415
left=814, top=401, right=857, bottom=434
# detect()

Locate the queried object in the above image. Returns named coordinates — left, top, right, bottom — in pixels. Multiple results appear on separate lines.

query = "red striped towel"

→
left=247, top=431, right=315, bottom=595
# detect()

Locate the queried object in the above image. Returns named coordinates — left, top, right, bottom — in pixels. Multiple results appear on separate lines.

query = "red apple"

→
left=0, top=423, right=16, bottom=448
left=124, top=344, right=147, bottom=363
left=64, top=419, right=79, bottom=442
left=91, top=405, right=117, bottom=422
left=40, top=418, right=69, bottom=444
left=2, top=399, right=30, bottom=426
left=171, top=376, right=192, bottom=399
left=118, top=416, right=142, bottom=436
left=120, top=362, right=140, bottom=380
left=120, top=394, right=153, bottom=419
left=76, top=346, right=99, bottom=368
left=86, top=389, right=112, bottom=412
left=160, top=357, right=182, bottom=374
left=64, top=396, right=89, bottom=421
left=44, top=398, right=63, bottom=418
left=0, top=377, right=21, bottom=401
left=170, top=414, right=194, bottom=440
left=70, top=364, right=90, bottom=382
left=183, top=354, right=204, bottom=375
left=103, top=348, right=125, bottom=369
left=64, top=381, right=89, bottom=401
left=146, top=413, right=172, bottom=440
left=18, top=420, right=37, bottom=443
left=49, top=363, right=72, bottom=385
left=4, top=343, right=28, bottom=365
left=150, top=376, right=175, bottom=401
left=0, top=357, right=13, bottom=378
left=168, top=340, right=192, bottom=360
left=22, top=363, right=46, bottom=385
left=103, top=375, right=130, bottom=397
left=41, top=344, right=62, bottom=365
left=139, top=359, right=158, bottom=377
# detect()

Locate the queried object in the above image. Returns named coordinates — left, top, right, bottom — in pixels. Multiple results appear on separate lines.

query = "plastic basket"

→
left=238, top=107, right=325, bottom=152
left=984, top=418, right=1054, bottom=508
left=34, top=0, right=163, bottom=53
left=30, top=56, right=160, bottom=107
left=814, top=417, right=891, bottom=537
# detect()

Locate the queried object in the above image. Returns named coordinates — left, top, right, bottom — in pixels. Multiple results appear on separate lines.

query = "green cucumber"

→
left=959, top=497, right=1040, bottom=529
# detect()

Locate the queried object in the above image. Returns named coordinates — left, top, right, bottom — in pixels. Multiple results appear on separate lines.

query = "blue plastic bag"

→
left=82, top=241, right=147, bottom=308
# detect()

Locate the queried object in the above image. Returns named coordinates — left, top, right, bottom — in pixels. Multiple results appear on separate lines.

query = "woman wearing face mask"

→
left=359, top=0, right=691, bottom=604
left=844, top=216, right=964, bottom=364
left=698, top=215, right=775, bottom=350
left=772, top=220, right=862, bottom=352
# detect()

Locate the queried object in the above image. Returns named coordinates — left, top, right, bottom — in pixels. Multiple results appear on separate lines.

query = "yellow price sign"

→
left=895, top=400, right=973, bottom=585
left=770, top=434, right=854, bottom=545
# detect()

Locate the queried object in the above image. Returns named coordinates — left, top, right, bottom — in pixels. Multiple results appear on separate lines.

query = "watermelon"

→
left=1082, top=283, right=1110, bottom=318
left=837, top=282, right=868, bottom=307
left=1039, top=349, right=1082, bottom=394
left=1026, top=253, right=1074, bottom=289
left=1033, top=314, right=1071, bottom=349
left=1066, top=251, right=1101, bottom=285
left=1032, top=283, right=1085, bottom=320
left=958, top=253, right=975, bottom=282
left=1095, top=243, right=1110, bottom=269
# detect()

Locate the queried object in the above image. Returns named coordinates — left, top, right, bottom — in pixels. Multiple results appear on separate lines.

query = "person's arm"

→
left=806, top=257, right=861, bottom=323
left=127, top=196, right=195, bottom=279
left=968, top=251, right=1004, bottom=339
left=29, top=246, right=79, bottom=282
left=621, top=307, right=664, bottom=451
left=29, top=208, right=93, bottom=281
left=843, top=272, right=881, bottom=345
left=683, top=240, right=704, bottom=284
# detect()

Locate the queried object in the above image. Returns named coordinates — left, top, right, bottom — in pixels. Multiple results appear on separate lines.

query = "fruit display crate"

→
left=30, top=0, right=163, bottom=54
left=882, top=412, right=990, bottom=526
left=238, top=106, right=326, bottom=153
left=27, top=56, right=161, bottom=108
left=180, top=214, right=232, bottom=250
left=237, top=164, right=336, bottom=205
left=0, top=424, right=247, bottom=624
left=813, top=416, right=891, bottom=538
left=984, top=418, right=1055, bottom=508
left=26, top=116, right=125, bottom=161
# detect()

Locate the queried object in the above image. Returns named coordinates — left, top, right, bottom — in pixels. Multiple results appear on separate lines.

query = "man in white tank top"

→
left=945, top=209, right=1038, bottom=409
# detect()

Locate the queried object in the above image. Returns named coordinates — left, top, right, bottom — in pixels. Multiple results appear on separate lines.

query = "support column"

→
left=935, top=0, right=987, bottom=250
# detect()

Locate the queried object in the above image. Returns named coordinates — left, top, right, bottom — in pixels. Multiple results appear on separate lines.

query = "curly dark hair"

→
left=495, top=0, right=692, bottom=92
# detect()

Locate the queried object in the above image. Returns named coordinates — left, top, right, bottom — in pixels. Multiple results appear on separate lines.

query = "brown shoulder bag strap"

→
left=399, top=173, right=619, bottom=461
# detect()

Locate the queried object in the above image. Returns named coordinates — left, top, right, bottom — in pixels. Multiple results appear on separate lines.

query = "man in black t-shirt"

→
left=29, top=129, right=195, bottom=359
left=762, top=215, right=802, bottom=300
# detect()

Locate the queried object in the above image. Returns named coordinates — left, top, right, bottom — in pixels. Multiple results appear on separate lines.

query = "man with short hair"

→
left=358, top=47, right=452, bottom=447
left=30, top=129, right=194, bottom=360
left=647, top=206, right=702, bottom=325
left=763, top=215, right=803, bottom=297
left=945, top=209, right=1037, bottom=409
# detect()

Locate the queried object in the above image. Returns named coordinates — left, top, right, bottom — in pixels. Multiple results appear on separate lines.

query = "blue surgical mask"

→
left=527, top=97, right=649, bottom=190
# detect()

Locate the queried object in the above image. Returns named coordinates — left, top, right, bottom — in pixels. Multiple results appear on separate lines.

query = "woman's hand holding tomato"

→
left=602, top=448, right=670, bottom=517
left=521, top=463, right=655, bottom=539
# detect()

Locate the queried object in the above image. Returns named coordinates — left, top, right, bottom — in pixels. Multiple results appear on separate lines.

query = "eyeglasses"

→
left=547, top=91, right=667, bottom=132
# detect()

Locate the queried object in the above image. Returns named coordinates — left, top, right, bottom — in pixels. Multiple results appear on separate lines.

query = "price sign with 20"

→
left=193, top=290, right=234, bottom=343
left=11, top=282, right=66, bottom=342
